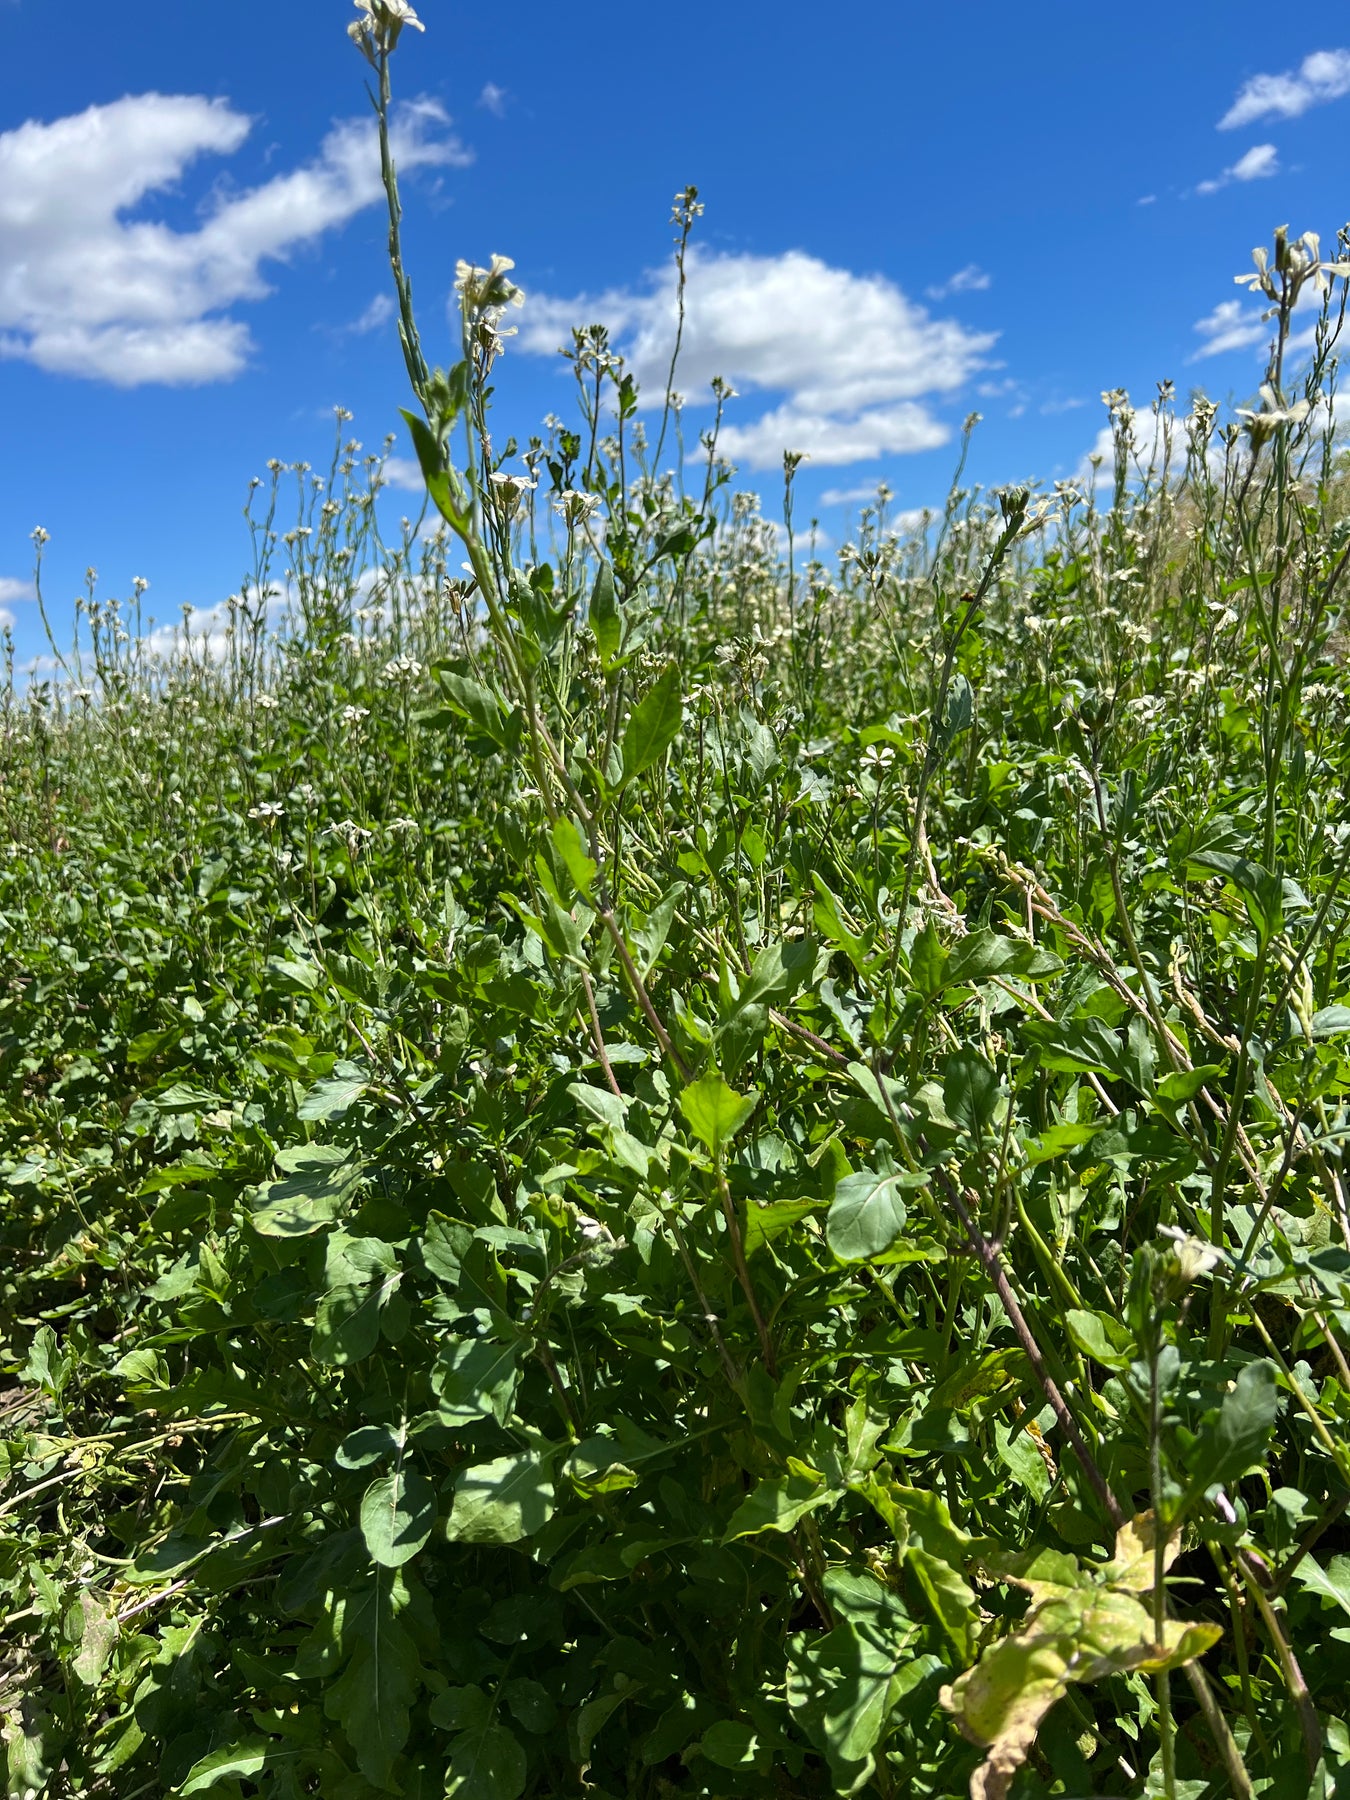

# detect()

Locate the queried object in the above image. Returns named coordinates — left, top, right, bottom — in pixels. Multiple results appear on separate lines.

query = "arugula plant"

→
left=3, top=8, right=1350, bottom=1798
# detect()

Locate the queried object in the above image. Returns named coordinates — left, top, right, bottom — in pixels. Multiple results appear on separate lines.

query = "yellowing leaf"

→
left=941, top=1584, right=1221, bottom=1800
left=1102, top=1509, right=1181, bottom=1592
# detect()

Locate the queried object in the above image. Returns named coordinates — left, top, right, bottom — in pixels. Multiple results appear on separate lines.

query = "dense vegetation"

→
left=5, top=12, right=1350, bottom=1798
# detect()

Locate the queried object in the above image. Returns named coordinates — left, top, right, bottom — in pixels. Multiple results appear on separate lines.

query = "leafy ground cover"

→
left=5, top=13, right=1350, bottom=1799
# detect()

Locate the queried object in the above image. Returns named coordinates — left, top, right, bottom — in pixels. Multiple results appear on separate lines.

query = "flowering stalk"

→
left=349, top=0, right=431, bottom=414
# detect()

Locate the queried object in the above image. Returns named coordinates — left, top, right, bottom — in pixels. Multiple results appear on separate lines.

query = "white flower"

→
left=388, top=816, right=420, bottom=839
left=341, top=704, right=371, bottom=726
left=488, top=470, right=537, bottom=518
left=552, top=490, right=602, bottom=527
left=381, top=654, right=424, bottom=683
left=1236, top=383, right=1312, bottom=443
left=324, top=819, right=375, bottom=856
left=349, top=0, right=424, bottom=49
left=454, top=254, right=524, bottom=313
left=248, top=801, right=284, bottom=821
left=256, top=693, right=279, bottom=711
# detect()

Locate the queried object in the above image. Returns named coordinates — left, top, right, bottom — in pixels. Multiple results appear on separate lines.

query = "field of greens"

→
left=5, top=14, right=1350, bottom=1800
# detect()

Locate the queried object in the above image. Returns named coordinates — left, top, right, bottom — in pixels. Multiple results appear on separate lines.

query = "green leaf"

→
left=179, top=1739, right=275, bottom=1794
left=786, top=1613, right=917, bottom=1777
left=724, top=1469, right=835, bottom=1539
left=551, top=817, right=598, bottom=898
left=432, top=1336, right=520, bottom=1427
left=621, top=663, right=682, bottom=783
left=908, top=920, right=948, bottom=999
left=1310, top=1004, right=1350, bottom=1038
left=250, top=1145, right=364, bottom=1238
left=1188, top=849, right=1287, bottom=946
left=908, top=1543, right=976, bottom=1658
left=447, top=1451, right=556, bottom=1544
left=446, top=1723, right=527, bottom=1799
left=324, top=1569, right=420, bottom=1789
left=360, top=1465, right=437, bottom=1568
left=826, top=1167, right=928, bottom=1262
left=1022, top=1015, right=1126, bottom=1077
left=679, top=1072, right=758, bottom=1157
left=699, top=1721, right=769, bottom=1772
left=943, top=1048, right=1002, bottom=1140
left=420, top=1213, right=473, bottom=1285
left=1155, top=1064, right=1227, bottom=1106
left=436, top=668, right=512, bottom=748
left=589, top=561, right=623, bottom=672
left=1291, top=1553, right=1350, bottom=1618
left=629, top=883, right=685, bottom=978
left=70, top=1593, right=118, bottom=1686
left=297, top=1070, right=367, bottom=1122
left=993, top=1420, right=1051, bottom=1502
left=1063, top=1308, right=1133, bottom=1371
left=944, top=930, right=1062, bottom=989
left=311, top=1235, right=402, bottom=1366
left=1187, top=1358, right=1279, bottom=1495
left=402, top=407, right=470, bottom=530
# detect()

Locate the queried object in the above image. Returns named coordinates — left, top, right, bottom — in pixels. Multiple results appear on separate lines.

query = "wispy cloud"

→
left=1190, top=284, right=1323, bottom=363
left=0, top=575, right=33, bottom=606
left=0, top=94, right=469, bottom=386
left=478, top=82, right=508, bottom=117
left=1220, top=48, right=1350, bottom=128
left=1196, top=142, right=1279, bottom=196
left=520, top=248, right=995, bottom=468
left=344, top=292, right=395, bottom=335
left=925, top=263, right=991, bottom=300
left=1191, top=298, right=1270, bottom=359
left=819, top=481, right=892, bottom=506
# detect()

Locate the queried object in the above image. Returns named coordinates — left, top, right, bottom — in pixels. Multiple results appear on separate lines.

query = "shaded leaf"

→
left=360, top=1465, right=437, bottom=1568
left=447, top=1451, right=556, bottom=1544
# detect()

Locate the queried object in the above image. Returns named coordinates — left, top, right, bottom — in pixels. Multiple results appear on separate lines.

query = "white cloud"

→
left=925, top=263, right=991, bottom=299
left=0, top=607, right=13, bottom=632
left=1219, top=48, right=1350, bottom=128
left=345, top=292, right=396, bottom=335
left=478, top=82, right=508, bottom=117
left=520, top=247, right=995, bottom=469
left=819, top=481, right=893, bottom=506
left=0, top=93, right=469, bottom=386
left=1192, top=298, right=1269, bottom=358
left=1191, top=278, right=1324, bottom=361
left=380, top=455, right=427, bottom=491
left=1196, top=142, right=1279, bottom=195
left=0, top=575, right=32, bottom=605
left=718, top=401, right=949, bottom=468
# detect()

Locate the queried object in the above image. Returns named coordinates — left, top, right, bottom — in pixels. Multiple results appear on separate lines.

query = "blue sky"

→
left=2, top=0, right=1348, bottom=665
